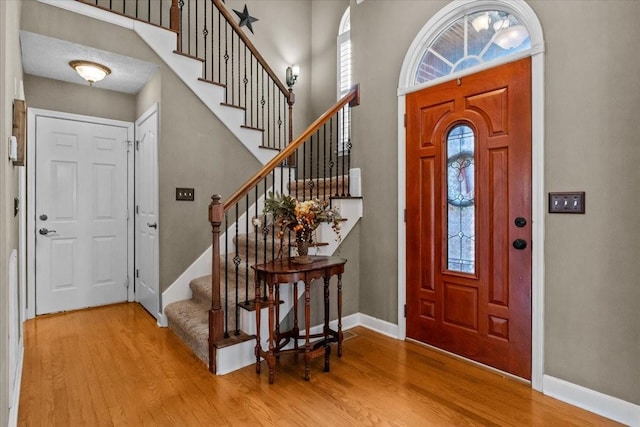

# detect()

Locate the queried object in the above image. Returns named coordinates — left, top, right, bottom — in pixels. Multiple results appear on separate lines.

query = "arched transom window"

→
left=415, top=10, right=530, bottom=84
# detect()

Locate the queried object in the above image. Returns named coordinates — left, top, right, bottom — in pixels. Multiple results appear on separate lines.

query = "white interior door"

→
left=35, top=114, right=132, bottom=315
left=135, top=105, right=160, bottom=319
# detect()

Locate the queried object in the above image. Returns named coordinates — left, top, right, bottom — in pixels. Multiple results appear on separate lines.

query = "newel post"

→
left=208, top=195, right=224, bottom=373
left=170, top=0, right=181, bottom=51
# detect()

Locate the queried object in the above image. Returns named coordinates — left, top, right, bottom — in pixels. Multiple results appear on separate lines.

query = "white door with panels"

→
left=135, top=104, right=160, bottom=320
left=35, top=113, right=132, bottom=315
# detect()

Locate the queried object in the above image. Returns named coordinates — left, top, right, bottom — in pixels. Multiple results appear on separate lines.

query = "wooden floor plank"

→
left=18, top=303, right=620, bottom=426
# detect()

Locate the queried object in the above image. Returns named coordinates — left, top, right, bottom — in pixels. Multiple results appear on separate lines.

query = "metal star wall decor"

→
left=233, top=4, right=259, bottom=34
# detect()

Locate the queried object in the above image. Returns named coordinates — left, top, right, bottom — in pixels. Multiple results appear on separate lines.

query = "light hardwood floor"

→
left=19, top=303, right=619, bottom=426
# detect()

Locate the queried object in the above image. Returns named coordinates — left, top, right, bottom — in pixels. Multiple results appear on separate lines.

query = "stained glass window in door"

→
left=447, top=125, right=475, bottom=274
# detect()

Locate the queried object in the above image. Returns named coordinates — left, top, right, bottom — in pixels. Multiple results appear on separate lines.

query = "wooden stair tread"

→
left=173, top=50, right=205, bottom=62
left=197, top=77, right=226, bottom=88
left=220, top=102, right=245, bottom=111
left=241, top=124, right=265, bottom=132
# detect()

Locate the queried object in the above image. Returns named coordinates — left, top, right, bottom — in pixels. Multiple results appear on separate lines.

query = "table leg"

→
left=293, top=281, right=299, bottom=352
left=304, top=280, right=311, bottom=381
left=337, top=273, right=343, bottom=358
left=255, top=276, right=262, bottom=375
left=268, top=282, right=276, bottom=384
left=275, top=283, right=280, bottom=361
left=324, top=275, right=331, bottom=372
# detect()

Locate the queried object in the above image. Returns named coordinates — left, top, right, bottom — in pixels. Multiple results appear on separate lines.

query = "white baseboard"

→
left=543, top=375, right=640, bottom=426
left=357, top=312, right=400, bottom=339
left=8, top=343, right=24, bottom=427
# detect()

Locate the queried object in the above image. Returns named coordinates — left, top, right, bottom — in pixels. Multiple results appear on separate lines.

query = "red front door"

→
left=405, top=58, right=532, bottom=379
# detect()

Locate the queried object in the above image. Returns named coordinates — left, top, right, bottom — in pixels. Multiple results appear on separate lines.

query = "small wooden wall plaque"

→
left=12, top=99, right=26, bottom=166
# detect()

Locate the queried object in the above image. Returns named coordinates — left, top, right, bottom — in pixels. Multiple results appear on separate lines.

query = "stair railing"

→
left=208, top=85, right=360, bottom=373
left=77, top=0, right=294, bottom=151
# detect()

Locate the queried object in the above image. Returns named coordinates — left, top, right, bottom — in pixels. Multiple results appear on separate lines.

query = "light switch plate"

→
left=548, top=192, right=585, bottom=214
left=176, top=187, right=195, bottom=201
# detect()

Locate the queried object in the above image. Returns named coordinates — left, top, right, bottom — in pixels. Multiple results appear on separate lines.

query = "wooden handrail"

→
left=223, top=84, right=360, bottom=211
left=212, top=0, right=292, bottom=104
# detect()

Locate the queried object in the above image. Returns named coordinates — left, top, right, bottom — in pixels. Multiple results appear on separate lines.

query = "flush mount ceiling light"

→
left=69, top=60, right=111, bottom=86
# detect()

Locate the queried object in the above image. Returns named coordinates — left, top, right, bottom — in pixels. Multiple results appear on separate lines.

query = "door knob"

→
left=40, top=214, right=48, bottom=221
left=147, top=222, right=157, bottom=229
left=512, top=239, right=527, bottom=250
left=39, top=228, right=56, bottom=236
left=514, top=217, right=527, bottom=227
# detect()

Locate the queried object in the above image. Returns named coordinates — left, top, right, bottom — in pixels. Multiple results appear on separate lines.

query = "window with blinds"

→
left=337, top=7, right=351, bottom=154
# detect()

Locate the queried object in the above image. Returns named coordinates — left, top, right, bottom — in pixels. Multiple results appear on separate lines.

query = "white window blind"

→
left=337, top=7, right=351, bottom=154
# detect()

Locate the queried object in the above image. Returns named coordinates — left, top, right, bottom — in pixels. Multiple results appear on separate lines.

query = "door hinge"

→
left=404, top=114, right=407, bottom=128
left=126, top=140, right=133, bottom=152
left=136, top=269, right=139, bottom=278
left=404, top=304, right=407, bottom=318
left=135, top=205, right=139, bottom=214
left=135, top=140, right=140, bottom=151
left=125, top=276, right=130, bottom=289
left=126, top=208, right=129, bottom=220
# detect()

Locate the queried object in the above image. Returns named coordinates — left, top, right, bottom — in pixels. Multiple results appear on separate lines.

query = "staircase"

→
left=61, top=0, right=362, bottom=374
left=164, top=176, right=353, bottom=366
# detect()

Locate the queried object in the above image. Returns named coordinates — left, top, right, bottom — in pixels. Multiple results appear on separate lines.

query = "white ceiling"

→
left=20, top=31, right=159, bottom=94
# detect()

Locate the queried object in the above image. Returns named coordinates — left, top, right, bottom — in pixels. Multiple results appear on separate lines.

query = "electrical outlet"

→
left=176, top=187, right=195, bottom=201
left=548, top=192, right=585, bottom=214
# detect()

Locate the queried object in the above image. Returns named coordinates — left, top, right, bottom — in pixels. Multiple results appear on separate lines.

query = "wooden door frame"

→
left=396, top=0, right=545, bottom=390
left=26, top=108, right=135, bottom=319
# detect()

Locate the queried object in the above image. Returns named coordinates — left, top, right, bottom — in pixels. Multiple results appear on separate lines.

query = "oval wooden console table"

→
left=251, top=256, right=347, bottom=384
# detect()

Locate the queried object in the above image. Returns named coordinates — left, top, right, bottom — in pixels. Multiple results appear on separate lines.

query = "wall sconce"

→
left=286, top=64, right=300, bottom=89
left=69, top=60, right=111, bottom=86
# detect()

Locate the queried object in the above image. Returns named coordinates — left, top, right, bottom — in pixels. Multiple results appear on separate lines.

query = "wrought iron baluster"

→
left=224, top=22, right=229, bottom=103
left=309, top=134, right=314, bottom=199
left=202, top=0, right=208, bottom=79
left=323, top=123, right=328, bottom=203
left=233, top=204, right=240, bottom=335
left=218, top=10, right=222, bottom=84
left=346, top=105, right=352, bottom=196
left=330, top=116, right=336, bottom=199
left=243, top=46, right=248, bottom=123
left=224, top=213, right=229, bottom=338
left=262, top=178, right=268, bottom=299
left=260, top=68, right=265, bottom=139
left=277, top=92, right=282, bottom=150
left=254, top=186, right=259, bottom=300
left=244, top=194, right=249, bottom=306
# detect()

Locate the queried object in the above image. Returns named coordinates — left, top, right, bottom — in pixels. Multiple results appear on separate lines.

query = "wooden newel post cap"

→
left=209, top=194, right=224, bottom=224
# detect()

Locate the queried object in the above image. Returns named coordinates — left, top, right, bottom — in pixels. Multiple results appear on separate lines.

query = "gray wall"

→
left=346, top=0, right=640, bottom=406
left=24, top=75, right=137, bottom=122
left=531, top=0, right=640, bottom=405
left=0, top=1, right=23, bottom=424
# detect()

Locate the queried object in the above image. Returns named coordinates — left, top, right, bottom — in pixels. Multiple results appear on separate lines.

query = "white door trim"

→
left=396, top=0, right=545, bottom=390
left=27, top=108, right=135, bottom=319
